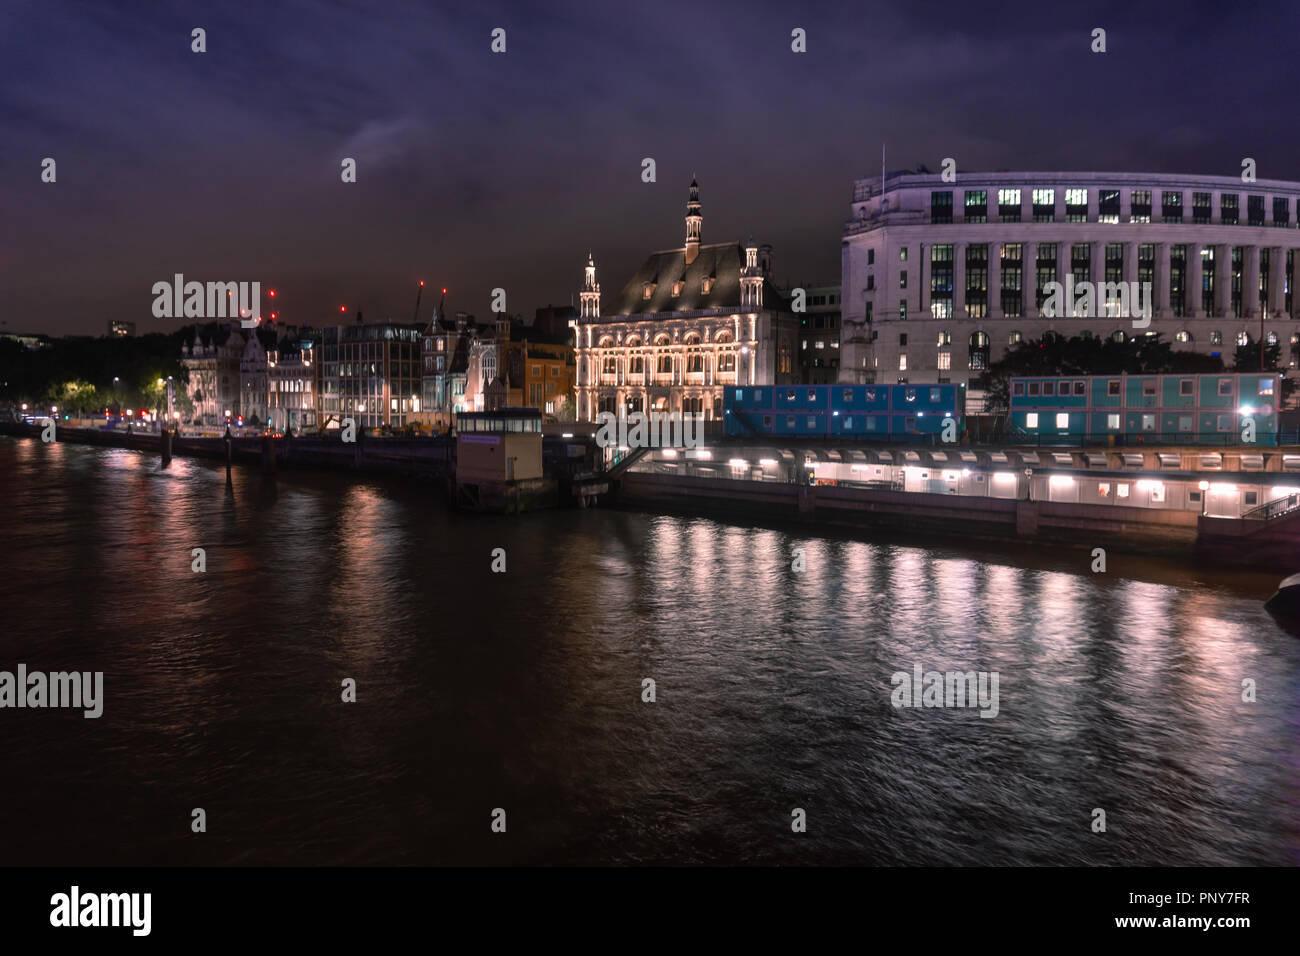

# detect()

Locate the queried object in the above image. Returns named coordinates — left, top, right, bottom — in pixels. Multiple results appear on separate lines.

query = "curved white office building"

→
left=840, top=171, right=1300, bottom=407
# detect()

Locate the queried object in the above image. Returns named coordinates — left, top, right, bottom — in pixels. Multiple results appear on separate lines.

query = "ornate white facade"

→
left=571, top=181, right=799, bottom=422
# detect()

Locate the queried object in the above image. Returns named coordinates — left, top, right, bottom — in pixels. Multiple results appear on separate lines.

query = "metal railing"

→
left=1242, top=493, right=1300, bottom=521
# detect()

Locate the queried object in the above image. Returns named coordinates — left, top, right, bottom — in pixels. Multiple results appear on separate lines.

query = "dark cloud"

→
left=2, top=0, right=1298, bottom=334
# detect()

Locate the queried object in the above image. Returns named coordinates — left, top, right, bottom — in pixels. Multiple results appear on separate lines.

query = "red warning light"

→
left=419, top=280, right=425, bottom=287
left=340, top=306, right=347, bottom=312
left=442, top=288, right=447, bottom=294
left=269, top=289, right=276, bottom=297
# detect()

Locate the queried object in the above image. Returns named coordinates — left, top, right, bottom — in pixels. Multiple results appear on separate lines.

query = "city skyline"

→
left=5, top=0, right=1300, bottom=335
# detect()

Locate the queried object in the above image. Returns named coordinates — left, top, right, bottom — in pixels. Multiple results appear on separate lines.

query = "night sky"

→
left=5, top=0, right=1299, bottom=337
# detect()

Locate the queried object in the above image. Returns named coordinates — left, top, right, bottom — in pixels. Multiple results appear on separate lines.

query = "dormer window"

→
left=643, top=282, right=655, bottom=299
left=702, top=276, right=715, bottom=294
left=672, top=281, right=683, bottom=296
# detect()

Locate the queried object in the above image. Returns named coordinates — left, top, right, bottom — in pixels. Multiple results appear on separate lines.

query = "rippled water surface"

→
left=1, top=436, right=1297, bottom=865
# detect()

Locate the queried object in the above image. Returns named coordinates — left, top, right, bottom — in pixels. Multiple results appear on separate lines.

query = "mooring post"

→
left=224, top=424, right=233, bottom=485
left=261, top=433, right=276, bottom=475
left=160, top=427, right=172, bottom=466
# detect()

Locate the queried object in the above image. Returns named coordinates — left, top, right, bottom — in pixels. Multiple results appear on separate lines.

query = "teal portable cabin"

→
left=1008, top=372, right=1283, bottom=445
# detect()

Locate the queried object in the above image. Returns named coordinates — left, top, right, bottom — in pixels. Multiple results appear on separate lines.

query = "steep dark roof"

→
left=448, top=335, right=470, bottom=375
left=609, top=242, right=786, bottom=315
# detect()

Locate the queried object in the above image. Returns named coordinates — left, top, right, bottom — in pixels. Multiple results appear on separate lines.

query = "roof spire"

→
left=685, top=178, right=702, bottom=264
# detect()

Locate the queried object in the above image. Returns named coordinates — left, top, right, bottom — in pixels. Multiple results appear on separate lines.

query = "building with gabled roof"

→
left=571, top=179, right=800, bottom=422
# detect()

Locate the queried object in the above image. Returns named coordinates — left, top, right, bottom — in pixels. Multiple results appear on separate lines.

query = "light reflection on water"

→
left=0, top=436, right=1297, bottom=866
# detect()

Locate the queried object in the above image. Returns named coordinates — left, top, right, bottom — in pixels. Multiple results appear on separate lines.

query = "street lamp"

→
left=1198, top=480, right=1210, bottom=516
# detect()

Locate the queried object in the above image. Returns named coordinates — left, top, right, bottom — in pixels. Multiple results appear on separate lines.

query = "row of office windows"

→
left=872, top=244, right=1293, bottom=319
left=929, top=189, right=1297, bottom=226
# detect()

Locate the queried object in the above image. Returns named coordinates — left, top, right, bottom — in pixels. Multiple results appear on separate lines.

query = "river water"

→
left=1, top=436, right=1297, bottom=865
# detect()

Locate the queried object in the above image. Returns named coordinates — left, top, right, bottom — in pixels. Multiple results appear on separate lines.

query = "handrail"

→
left=1241, top=493, right=1300, bottom=521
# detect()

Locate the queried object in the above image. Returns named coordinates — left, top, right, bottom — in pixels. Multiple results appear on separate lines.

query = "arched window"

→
left=1042, top=330, right=1061, bottom=344
left=1266, top=331, right=1279, bottom=346
left=968, top=331, right=990, bottom=370
left=1237, top=331, right=1251, bottom=346
left=1008, top=331, right=1022, bottom=346
left=1111, top=330, right=1126, bottom=343
left=1175, top=330, right=1191, bottom=343
left=715, top=329, right=735, bottom=344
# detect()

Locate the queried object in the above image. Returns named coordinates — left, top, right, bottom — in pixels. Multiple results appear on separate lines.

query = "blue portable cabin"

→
left=1009, top=372, right=1283, bottom=445
left=724, top=383, right=963, bottom=439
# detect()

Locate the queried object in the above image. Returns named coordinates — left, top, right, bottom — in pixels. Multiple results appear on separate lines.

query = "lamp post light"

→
left=1198, top=480, right=1210, bottom=517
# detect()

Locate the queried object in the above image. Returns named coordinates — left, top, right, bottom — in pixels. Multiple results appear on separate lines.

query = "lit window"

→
left=899, top=355, right=908, bottom=370
left=937, top=352, right=951, bottom=370
left=1056, top=413, right=1069, bottom=428
left=1107, top=413, right=1120, bottom=429
left=1026, top=413, right=1039, bottom=428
